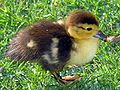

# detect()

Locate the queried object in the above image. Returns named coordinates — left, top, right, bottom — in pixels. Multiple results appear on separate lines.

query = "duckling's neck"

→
left=66, top=37, right=99, bottom=66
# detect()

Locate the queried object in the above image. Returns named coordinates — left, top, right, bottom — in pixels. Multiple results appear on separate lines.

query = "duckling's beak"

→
left=94, top=31, right=107, bottom=41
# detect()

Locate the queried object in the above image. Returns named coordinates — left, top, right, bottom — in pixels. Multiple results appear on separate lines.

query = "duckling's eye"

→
left=86, top=28, right=92, bottom=31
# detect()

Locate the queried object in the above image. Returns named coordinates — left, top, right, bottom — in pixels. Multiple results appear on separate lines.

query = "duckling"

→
left=7, top=10, right=107, bottom=85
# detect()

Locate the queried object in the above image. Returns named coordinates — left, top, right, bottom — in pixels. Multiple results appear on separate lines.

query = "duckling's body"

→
left=7, top=10, right=107, bottom=85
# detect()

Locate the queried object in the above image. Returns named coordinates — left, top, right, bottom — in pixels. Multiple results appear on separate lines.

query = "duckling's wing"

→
left=7, top=21, right=72, bottom=71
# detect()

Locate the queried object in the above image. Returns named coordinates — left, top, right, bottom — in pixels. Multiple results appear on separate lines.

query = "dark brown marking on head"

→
left=65, top=10, right=99, bottom=28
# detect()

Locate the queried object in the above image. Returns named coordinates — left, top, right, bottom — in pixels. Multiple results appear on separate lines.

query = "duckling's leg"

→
left=51, top=72, right=80, bottom=85
left=51, top=71, right=68, bottom=85
left=62, top=74, right=80, bottom=81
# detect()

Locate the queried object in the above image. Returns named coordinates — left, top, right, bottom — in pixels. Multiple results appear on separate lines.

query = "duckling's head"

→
left=65, top=10, right=99, bottom=40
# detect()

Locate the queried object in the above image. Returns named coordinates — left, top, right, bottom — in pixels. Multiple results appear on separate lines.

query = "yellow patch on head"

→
left=68, top=23, right=98, bottom=40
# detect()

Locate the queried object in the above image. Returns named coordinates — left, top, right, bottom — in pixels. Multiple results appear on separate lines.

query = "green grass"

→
left=0, top=0, right=120, bottom=90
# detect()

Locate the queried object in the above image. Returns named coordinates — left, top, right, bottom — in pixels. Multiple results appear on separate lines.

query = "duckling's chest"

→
left=67, top=39, right=98, bottom=66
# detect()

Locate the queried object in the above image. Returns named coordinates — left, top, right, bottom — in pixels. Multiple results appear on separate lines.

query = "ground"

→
left=0, top=0, right=120, bottom=90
